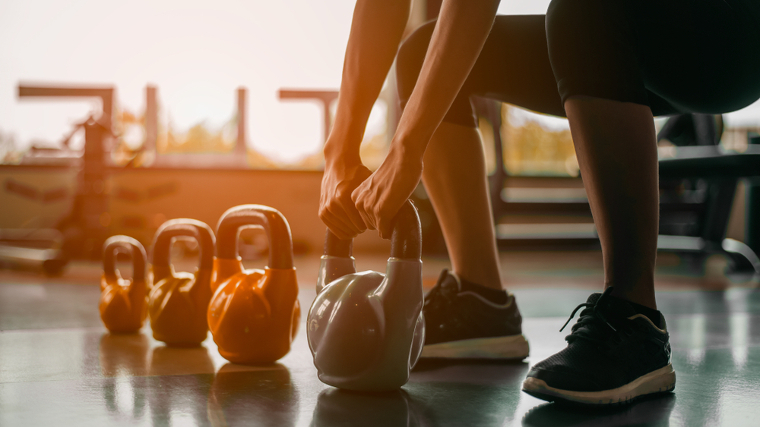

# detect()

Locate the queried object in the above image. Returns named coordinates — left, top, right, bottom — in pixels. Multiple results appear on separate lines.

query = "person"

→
left=319, top=0, right=760, bottom=405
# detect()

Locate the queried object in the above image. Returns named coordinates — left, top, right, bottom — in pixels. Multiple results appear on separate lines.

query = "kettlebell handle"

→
left=103, top=235, right=146, bottom=283
left=324, top=200, right=421, bottom=260
left=323, top=229, right=353, bottom=258
left=152, top=219, right=215, bottom=271
left=216, top=205, right=294, bottom=270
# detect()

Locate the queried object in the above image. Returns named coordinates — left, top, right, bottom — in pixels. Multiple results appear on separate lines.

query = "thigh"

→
left=633, top=0, right=760, bottom=114
left=545, top=0, right=760, bottom=116
left=397, top=15, right=565, bottom=120
left=464, top=15, right=565, bottom=117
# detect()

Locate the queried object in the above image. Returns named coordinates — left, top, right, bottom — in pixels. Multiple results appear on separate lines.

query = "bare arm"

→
left=397, top=0, right=500, bottom=155
left=353, top=0, right=501, bottom=238
left=326, top=0, right=412, bottom=162
left=319, top=0, right=411, bottom=240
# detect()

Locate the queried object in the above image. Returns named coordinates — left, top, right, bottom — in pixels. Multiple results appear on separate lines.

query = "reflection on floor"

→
left=1, top=253, right=759, bottom=426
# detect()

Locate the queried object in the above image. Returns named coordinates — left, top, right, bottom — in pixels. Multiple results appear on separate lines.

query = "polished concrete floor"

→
left=1, top=252, right=759, bottom=426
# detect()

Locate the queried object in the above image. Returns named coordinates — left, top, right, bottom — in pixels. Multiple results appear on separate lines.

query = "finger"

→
left=322, top=216, right=354, bottom=241
left=330, top=198, right=365, bottom=236
left=378, top=214, right=393, bottom=240
left=350, top=184, right=361, bottom=204
left=322, top=188, right=363, bottom=235
left=355, top=199, right=376, bottom=231
left=342, top=201, right=367, bottom=233
left=351, top=186, right=376, bottom=231
left=357, top=205, right=375, bottom=231
left=320, top=206, right=355, bottom=240
left=326, top=199, right=366, bottom=237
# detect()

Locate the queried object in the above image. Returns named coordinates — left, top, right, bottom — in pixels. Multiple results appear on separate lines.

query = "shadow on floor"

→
left=521, top=393, right=676, bottom=427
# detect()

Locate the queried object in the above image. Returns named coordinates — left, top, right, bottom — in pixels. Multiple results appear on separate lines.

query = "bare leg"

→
left=422, top=121, right=503, bottom=290
left=565, top=97, right=658, bottom=309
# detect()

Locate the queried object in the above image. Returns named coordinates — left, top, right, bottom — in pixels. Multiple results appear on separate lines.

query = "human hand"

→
left=319, top=153, right=372, bottom=240
left=351, top=145, right=423, bottom=239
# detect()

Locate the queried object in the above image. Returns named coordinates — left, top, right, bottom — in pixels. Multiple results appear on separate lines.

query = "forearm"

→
left=325, top=0, right=411, bottom=163
left=393, top=0, right=501, bottom=158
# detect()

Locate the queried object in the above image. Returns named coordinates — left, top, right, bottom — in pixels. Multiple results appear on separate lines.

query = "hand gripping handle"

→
left=216, top=205, right=294, bottom=270
left=323, top=199, right=421, bottom=260
left=103, top=235, right=147, bottom=283
left=152, top=219, right=216, bottom=272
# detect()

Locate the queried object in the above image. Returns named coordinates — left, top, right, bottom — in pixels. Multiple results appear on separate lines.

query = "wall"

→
left=0, top=165, right=391, bottom=255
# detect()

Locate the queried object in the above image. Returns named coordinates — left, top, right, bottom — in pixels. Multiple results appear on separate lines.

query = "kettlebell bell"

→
left=307, top=200, right=425, bottom=391
left=207, top=205, right=300, bottom=364
left=148, top=219, right=215, bottom=346
left=100, top=235, right=148, bottom=334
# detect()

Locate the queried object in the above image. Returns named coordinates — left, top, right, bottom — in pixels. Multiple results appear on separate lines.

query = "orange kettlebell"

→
left=148, top=219, right=216, bottom=347
left=100, top=235, right=148, bottom=334
left=208, top=205, right=300, bottom=364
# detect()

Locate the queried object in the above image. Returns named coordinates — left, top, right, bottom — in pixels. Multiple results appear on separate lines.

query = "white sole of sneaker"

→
left=420, top=334, right=530, bottom=360
left=522, top=363, right=676, bottom=405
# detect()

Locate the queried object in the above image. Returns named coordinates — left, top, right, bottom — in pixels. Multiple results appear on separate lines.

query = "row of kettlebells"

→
left=100, top=200, right=425, bottom=391
left=100, top=204, right=300, bottom=365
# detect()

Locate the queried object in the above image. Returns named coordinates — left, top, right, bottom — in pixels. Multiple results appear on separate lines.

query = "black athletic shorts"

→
left=396, top=0, right=760, bottom=126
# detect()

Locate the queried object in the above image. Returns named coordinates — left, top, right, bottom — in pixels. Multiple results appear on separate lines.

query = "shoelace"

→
left=559, top=287, right=621, bottom=344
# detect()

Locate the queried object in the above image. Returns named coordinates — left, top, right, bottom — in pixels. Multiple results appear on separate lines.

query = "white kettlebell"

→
left=307, top=200, right=425, bottom=391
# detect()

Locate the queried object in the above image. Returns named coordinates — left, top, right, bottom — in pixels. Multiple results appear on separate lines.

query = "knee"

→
left=396, top=20, right=437, bottom=103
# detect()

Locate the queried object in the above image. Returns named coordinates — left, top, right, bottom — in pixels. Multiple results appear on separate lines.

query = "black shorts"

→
left=396, top=0, right=760, bottom=127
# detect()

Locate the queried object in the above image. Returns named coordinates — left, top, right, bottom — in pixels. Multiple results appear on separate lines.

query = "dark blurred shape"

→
left=657, top=114, right=722, bottom=147
left=478, top=100, right=760, bottom=274
left=3, top=85, right=115, bottom=264
left=208, top=363, right=298, bottom=427
left=745, top=134, right=760, bottom=257
left=0, top=228, right=67, bottom=276
left=522, top=393, right=676, bottom=427
left=57, top=118, right=112, bottom=259
left=311, top=388, right=418, bottom=427
left=657, top=114, right=760, bottom=274
left=5, top=178, right=39, bottom=200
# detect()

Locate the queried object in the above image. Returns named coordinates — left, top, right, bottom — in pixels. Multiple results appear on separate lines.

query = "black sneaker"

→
left=522, top=287, right=676, bottom=405
left=421, top=269, right=529, bottom=359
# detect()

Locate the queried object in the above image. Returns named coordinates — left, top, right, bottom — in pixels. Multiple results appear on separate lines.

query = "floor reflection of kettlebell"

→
left=307, top=200, right=425, bottom=391
left=148, top=219, right=216, bottom=347
left=208, top=205, right=300, bottom=364
left=311, top=388, right=418, bottom=427
left=99, top=333, right=150, bottom=419
left=100, top=236, right=148, bottom=334
left=208, top=363, right=298, bottom=427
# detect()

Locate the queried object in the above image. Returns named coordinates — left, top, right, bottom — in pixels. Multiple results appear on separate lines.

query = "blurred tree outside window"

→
left=501, top=104, right=579, bottom=177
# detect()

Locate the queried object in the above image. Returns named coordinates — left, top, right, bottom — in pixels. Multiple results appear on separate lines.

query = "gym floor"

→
left=1, top=251, right=758, bottom=426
